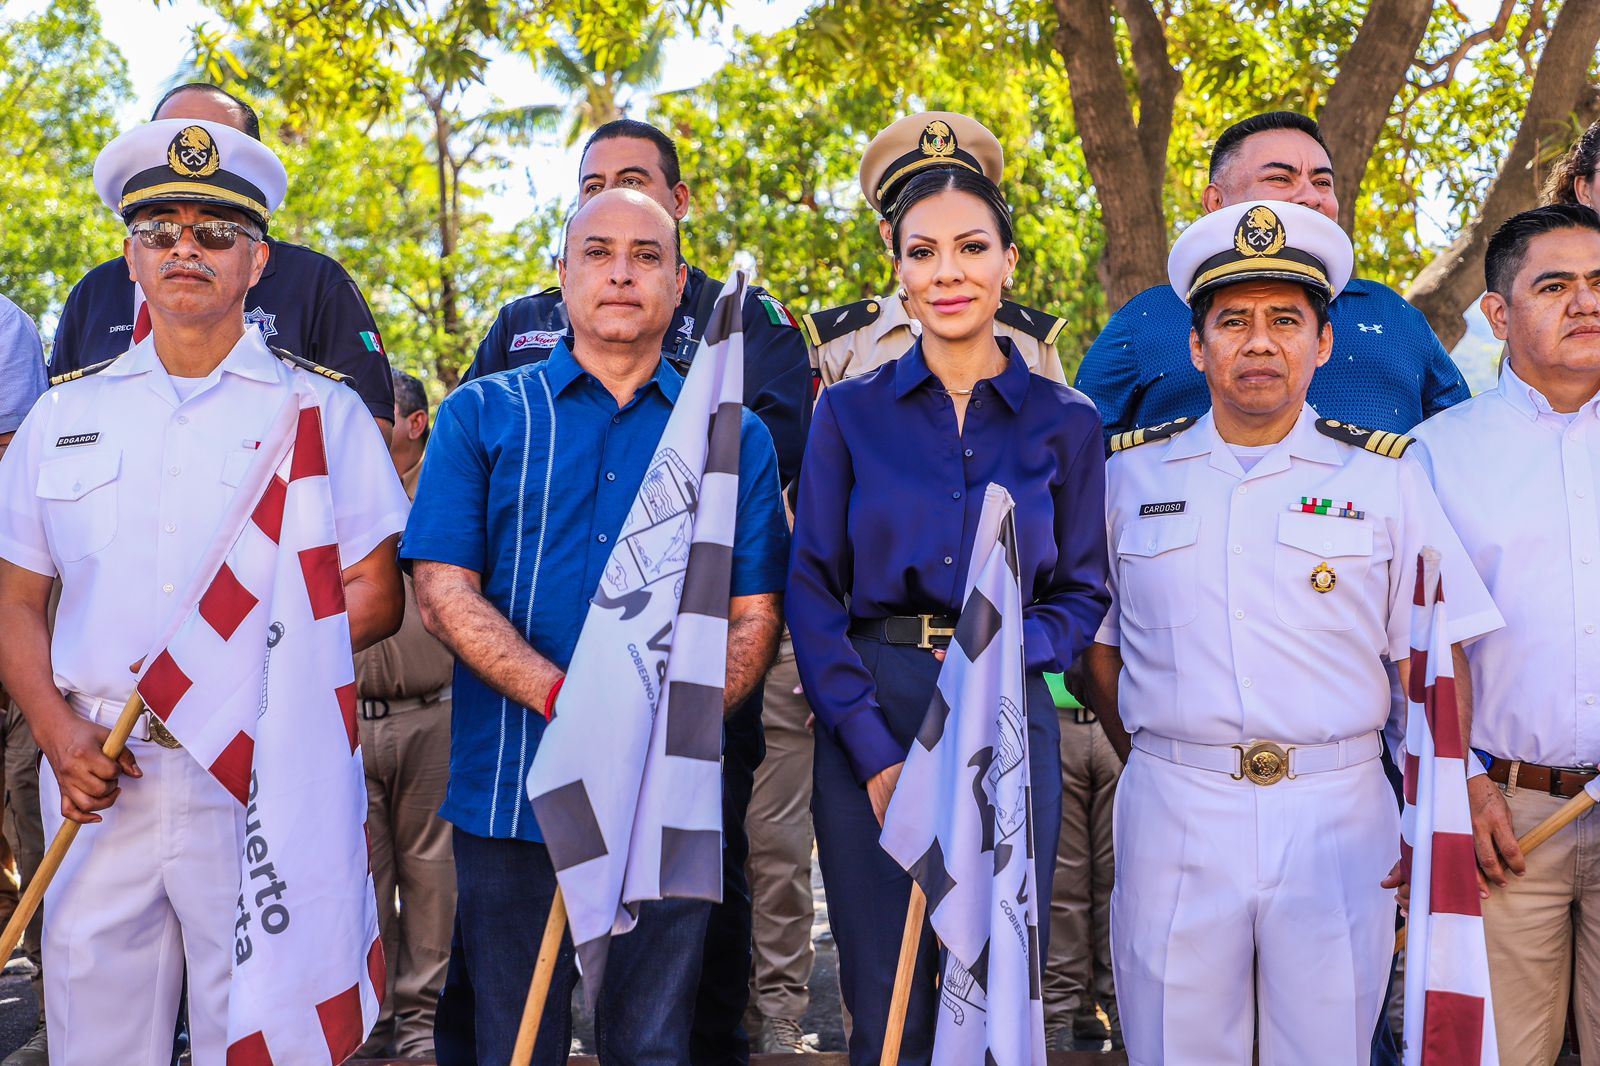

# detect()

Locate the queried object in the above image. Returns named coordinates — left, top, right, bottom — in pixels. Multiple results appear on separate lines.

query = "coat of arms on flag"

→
left=880, top=484, right=1048, bottom=1065
left=135, top=378, right=383, bottom=1064
left=526, top=271, right=751, bottom=996
left=1399, top=547, right=1498, bottom=1066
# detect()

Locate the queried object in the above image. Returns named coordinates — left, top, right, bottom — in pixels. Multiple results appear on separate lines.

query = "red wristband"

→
left=543, top=676, right=564, bottom=721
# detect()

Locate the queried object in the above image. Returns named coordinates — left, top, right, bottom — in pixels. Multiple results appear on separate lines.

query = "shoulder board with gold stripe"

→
left=273, top=347, right=356, bottom=388
left=800, top=299, right=883, bottom=348
left=49, top=357, right=118, bottom=388
left=1109, top=416, right=1195, bottom=453
left=1314, top=418, right=1414, bottom=459
left=995, top=299, right=1065, bottom=346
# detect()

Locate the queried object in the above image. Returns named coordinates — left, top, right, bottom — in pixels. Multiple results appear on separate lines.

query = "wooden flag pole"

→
left=510, top=885, right=569, bottom=1066
left=1395, top=787, right=1597, bottom=954
left=880, top=882, right=928, bottom=1066
left=0, top=691, right=147, bottom=962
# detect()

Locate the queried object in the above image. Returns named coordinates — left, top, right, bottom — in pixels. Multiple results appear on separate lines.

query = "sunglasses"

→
left=129, top=219, right=261, bottom=251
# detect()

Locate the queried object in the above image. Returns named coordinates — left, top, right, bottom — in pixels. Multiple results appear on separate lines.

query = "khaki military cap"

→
left=859, top=111, right=1004, bottom=215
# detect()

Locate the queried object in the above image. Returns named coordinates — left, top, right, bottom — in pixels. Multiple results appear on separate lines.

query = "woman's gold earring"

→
left=897, top=288, right=909, bottom=301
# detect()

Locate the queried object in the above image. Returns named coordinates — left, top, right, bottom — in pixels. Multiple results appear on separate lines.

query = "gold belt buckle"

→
left=1235, top=740, right=1290, bottom=786
left=146, top=711, right=183, bottom=750
left=917, top=615, right=955, bottom=650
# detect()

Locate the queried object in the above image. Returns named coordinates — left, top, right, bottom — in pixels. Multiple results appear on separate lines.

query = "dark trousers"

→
left=812, top=638, right=1063, bottom=1066
left=690, top=691, right=765, bottom=1065
left=434, top=828, right=711, bottom=1066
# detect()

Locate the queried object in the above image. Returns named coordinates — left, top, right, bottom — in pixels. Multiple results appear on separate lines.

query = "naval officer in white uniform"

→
left=1084, top=200, right=1502, bottom=1065
left=0, top=118, right=406, bottom=1066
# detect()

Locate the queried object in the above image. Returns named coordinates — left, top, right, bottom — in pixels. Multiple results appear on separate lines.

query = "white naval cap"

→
left=93, top=118, right=288, bottom=231
left=1167, top=199, right=1353, bottom=306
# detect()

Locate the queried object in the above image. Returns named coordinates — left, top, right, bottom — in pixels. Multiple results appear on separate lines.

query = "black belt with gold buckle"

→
left=848, top=615, right=959, bottom=650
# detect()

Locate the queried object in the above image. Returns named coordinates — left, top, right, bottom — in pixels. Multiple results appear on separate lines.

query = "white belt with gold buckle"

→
left=1131, top=730, right=1382, bottom=786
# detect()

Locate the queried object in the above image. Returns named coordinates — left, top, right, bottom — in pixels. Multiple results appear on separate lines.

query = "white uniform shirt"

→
left=1412, top=363, right=1600, bottom=767
left=0, top=330, right=408, bottom=704
left=811, top=294, right=1068, bottom=387
left=1097, top=405, right=1501, bottom=745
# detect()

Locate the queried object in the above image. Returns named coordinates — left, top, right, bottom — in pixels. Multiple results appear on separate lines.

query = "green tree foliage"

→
left=0, top=0, right=130, bottom=330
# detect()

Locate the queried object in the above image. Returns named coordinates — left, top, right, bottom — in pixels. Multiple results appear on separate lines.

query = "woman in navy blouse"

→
left=787, top=168, right=1111, bottom=1063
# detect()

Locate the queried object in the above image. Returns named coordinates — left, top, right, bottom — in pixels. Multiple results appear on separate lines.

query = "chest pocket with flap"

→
left=1116, top=513, right=1201, bottom=629
left=36, top=448, right=121, bottom=562
left=1274, top=510, right=1375, bottom=631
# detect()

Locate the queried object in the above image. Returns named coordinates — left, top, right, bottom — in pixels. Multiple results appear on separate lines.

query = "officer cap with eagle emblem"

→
left=859, top=111, right=1005, bottom=215
left=1167, top=199, right=1353, bottom=307
left=93, top=118, right=288, bottom=232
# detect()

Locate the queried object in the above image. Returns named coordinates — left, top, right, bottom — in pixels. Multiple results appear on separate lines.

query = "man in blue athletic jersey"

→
left=1076, top=111, right=1468, bottom=446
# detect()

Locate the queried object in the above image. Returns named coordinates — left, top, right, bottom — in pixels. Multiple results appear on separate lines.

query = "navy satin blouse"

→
left=787, top=338, right=1111, bottom=784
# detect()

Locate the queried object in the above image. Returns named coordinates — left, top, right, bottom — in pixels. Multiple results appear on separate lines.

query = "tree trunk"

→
left=429, top=95, right=463, bottom=379
left=1053, top=0, right=1178, bottom=310
left=1406, top=0, right=1600, bottom=348
left=1319, top=0, right=1434, bottom=235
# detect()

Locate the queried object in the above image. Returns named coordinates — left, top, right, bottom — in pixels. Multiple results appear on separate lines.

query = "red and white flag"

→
left=1399, top=547, right=1498, bottom=1066
left=135, top=378, right=382, bottom=1065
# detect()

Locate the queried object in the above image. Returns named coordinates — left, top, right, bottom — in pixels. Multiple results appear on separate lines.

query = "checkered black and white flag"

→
left=526, top=271, right=749, bottom=995
left=881, top=484, right=1047, bottom=1066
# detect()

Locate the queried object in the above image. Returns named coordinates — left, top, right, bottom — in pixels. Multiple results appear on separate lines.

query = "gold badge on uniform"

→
left=919, top=120, right=955, bottom=159
left=1310, top=561, right=1337, bottom=594
left=1234, top=205, right=1287, bottom=258
left=167, top=125, right=221, bottom=178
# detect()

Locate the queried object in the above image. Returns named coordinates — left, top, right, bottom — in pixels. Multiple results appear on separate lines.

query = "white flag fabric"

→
left=1399, top=548, right=1498, bottom=1066
left=526, top=271, right=749, bottom=993
left=134, top=376, right=383, bottom=1065
left=880, top=483, right=1046, bottom=1066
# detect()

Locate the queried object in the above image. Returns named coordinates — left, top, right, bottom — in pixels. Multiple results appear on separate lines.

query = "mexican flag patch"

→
left=756, top=293, right=799, bottom=329
left=360, top=330, right=386, bottom=357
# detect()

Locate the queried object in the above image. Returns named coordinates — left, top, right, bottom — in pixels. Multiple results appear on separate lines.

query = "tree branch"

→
left=1109, top=0, right=1180, bottom=186
left=1406, top=0, right=1600, bottom=348
left=1052, top=0, right=1176, bottom=308
left=1320, top=0, right=1434, bottom=234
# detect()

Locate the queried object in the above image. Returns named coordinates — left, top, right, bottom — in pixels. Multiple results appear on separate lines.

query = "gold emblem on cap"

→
left=167, top=125, right=221, bottom=179
left=1234, top=205, right=1287, bottom=259
left=919, top=120, right=956, bottom=159
left=1310, top=561, right=1337, bottom=594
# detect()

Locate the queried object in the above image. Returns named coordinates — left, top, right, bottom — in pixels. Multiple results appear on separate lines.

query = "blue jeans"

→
left=434, top=828, right=712, bottom=1066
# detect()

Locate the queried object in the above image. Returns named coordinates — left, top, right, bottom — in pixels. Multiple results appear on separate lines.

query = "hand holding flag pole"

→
left=0, top=691, right=147, bottom=963
left=1395, top=778, right=1599, bottom=954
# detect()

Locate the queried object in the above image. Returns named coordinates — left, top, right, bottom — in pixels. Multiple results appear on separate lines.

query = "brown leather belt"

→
left=1486, top=758, right=1599, bottom=799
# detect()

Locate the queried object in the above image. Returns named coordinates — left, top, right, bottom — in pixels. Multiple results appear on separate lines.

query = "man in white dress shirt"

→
left=1410, top=203, right=1600, bottom=1066
left=1086, top=200, right=1502, bottom=1065
left=0, top=119, right=406, bottom=1066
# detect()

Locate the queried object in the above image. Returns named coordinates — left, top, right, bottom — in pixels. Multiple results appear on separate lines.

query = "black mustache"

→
left=160, top=260, right=218, bottom=278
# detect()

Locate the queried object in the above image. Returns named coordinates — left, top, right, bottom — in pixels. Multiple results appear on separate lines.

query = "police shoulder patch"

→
left=273, top=347, right=355, bottom=388
left=1314, top=418, right=1414, bottom=459
left=49, top=357, right=118, bottom=388
left=1109, top=416, right=1195, bottom=453
left=801, top=299, right=883, bottom=348
left=995, top=299, right=1065, bottom=346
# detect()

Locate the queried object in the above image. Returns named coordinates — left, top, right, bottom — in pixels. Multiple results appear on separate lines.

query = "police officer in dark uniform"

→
left=450, top=118, right=809, bottom=1066
left=51, top=83, right=395, bottom=435
left=463, top=119, right=809, bottom=489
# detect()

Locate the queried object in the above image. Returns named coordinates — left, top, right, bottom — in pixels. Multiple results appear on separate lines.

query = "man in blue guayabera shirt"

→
left=1076, top=111, right=1470, bottom=447
left=403, top=189, right=788, bottom=1066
